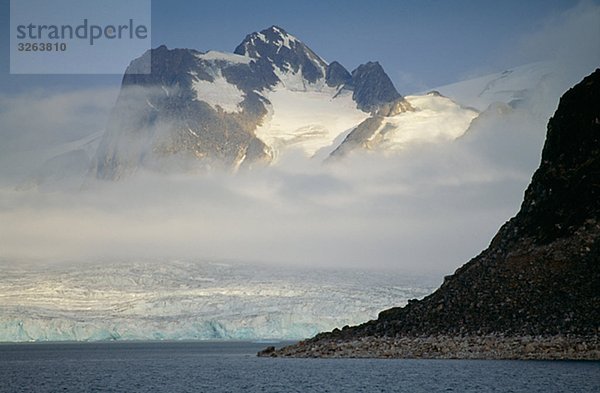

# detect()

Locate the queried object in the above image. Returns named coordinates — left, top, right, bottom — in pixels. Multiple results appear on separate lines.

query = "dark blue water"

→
left=0, top=342, right=598, bottom=393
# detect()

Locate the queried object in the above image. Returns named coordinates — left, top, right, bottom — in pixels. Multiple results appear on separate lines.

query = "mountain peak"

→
left=325, top=61, right=351, bottom=87
left=265, top=25, right=297, bottom=40
left=235, top=25, right=300, bottom=55
left=234, top=26, right=327, bottom=84
left=350, top=61, right=402, bottom=112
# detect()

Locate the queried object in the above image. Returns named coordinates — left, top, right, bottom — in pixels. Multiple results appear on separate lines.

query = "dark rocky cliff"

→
left=264, top=69, right=600, bottom=357
left=349, top=61, right=402, bottom=113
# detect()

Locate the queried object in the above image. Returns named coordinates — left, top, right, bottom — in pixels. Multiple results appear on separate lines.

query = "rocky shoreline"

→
left=259, top=334, right=600, bottom=360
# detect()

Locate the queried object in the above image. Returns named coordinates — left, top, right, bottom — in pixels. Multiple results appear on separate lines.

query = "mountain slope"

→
left=331, top=92, right=477, bottom=157
left=262, top=69, right=600, bottom=359
left=436, top=62, right=563, bottom=113
left=23, top=60, right=574, bottom=191
left=92, top=45, right=273, bottom=180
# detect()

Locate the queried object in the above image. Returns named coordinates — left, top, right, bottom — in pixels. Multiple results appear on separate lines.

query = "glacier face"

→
left=0, top=260, right=437, bottom=342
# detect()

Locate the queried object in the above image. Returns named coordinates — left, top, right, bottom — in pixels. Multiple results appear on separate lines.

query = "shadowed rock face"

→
left=511, top=70, right=600, bottom=244
left=325, top=61, right=352, bottom=88
left=350, top=62, right=402, bottom=113
left=301, top=69, right=600, bottom=344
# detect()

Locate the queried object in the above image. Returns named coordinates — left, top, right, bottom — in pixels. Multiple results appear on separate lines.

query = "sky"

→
left=0, top=0, right=599, bottom=275
left=149, top=0, right=586, bottom=91
left=0, top=0, right=595, bottom=93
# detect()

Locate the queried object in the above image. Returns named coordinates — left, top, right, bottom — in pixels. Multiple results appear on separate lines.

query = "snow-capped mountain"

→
left=91, top=26, right=475, bottom=179
left=234, top=25, right=328, bottom=87
left=80, top=28, right=578, bottom=182
left=0, top=260, right=437, bottom=342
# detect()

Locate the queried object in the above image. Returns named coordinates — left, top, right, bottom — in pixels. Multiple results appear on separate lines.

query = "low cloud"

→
left=0, top=87, right=118, bottom=151
left=0, top=87, right=119, bottom=185
left=2, top=2, right=597, bottom=275
left=0, top=118, right=542, bottom=274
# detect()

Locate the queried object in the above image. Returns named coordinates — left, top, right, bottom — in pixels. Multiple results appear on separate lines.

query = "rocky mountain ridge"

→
left=261, top=69, right=600, bottom=359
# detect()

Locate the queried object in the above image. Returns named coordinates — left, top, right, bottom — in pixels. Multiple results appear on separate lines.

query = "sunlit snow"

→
left=376, top=94, right=479, bottom=150
left=256, top=85, right=369, bottom=158
left=435, top=62, right=563, bottom=114
left=191, top=71, right=246, bottom=113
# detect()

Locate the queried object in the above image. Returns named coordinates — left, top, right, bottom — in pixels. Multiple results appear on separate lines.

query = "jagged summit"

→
left=234, top=25, right=327, bottom=84
left=122, top=45, right=201, bottom=88
left=234, top=25, right=300, bottom=57
left=350, top=61, right=402, bottom=112
left=325, top=61, right=352, bottom=88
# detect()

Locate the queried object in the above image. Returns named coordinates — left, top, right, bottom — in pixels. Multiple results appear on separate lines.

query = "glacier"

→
left=255, top=84, right=369, bottom=158
left=0, top=260, right=437, bottom=342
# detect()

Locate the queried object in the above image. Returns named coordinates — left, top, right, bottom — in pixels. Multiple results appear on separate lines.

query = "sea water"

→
left=0, top=341, right=598, bottom=392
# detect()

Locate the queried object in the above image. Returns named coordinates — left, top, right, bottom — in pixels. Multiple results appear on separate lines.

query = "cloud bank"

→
left=0, top=122, right=539, bottom=274
left=1, top=2, right=598, bottom=275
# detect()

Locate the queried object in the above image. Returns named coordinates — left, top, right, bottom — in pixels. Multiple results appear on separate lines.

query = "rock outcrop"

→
left=349, top=61, right=403, bottom=113
left=261, top=69, right=600, bottom=359
left=325, top=61, right=352, bottom=88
